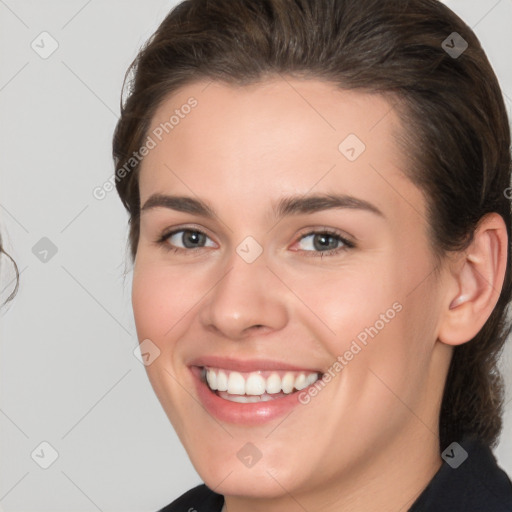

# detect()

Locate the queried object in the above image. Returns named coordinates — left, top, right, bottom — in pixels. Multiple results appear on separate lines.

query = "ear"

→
left=438, top=212, right=508, bottom=346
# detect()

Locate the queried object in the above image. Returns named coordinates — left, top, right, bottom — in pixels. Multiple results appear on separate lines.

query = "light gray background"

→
left=0, top=1, right=511, bottom=511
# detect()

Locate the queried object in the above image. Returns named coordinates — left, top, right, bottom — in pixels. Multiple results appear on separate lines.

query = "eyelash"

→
left=293, top=228, right=356, bottom=257
left=156, top=226, right=356, bottom=257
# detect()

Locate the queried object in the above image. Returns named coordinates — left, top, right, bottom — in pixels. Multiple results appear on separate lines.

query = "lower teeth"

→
left=216, top=390, right=287, bottom=403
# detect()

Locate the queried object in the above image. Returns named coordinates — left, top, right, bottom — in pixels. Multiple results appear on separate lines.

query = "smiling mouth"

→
left=200, top=366, right=323, bottom=403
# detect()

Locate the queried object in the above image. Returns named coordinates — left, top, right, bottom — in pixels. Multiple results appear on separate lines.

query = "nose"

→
left=198, top=250, right=289, bottom=340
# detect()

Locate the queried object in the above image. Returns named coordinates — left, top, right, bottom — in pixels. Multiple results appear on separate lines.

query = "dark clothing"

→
left=408, top=435, right=512, bottom=511
left=159, top=484, right=224, bottom=512
left=158, top=435, right=512, bottom=511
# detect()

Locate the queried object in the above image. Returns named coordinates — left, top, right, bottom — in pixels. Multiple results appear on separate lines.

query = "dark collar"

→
left=409, top=435, right=512, bottom=511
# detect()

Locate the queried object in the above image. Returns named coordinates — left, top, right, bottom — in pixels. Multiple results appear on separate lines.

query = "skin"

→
left=131, top=78, right=507, bottom=512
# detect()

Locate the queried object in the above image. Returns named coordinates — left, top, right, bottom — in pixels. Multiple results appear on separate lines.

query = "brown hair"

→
left=0, top=234, right=19, bottom=306
left=112, top=0, right=512, bottom=449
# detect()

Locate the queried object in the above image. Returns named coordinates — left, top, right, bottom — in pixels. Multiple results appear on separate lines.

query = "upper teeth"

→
left=205, top=367, right=320, bottom=395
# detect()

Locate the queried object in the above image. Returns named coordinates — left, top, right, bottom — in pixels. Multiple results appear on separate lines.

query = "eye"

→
left=158, top=228, right=216, bottom=252
left=292, top=230, right=355, bottom=256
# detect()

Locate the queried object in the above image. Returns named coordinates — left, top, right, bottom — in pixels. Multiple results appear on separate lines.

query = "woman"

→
left=112, top=0, right=512, bottom=510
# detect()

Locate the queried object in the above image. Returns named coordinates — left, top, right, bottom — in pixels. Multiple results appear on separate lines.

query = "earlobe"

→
left=438, top=213, right=508, bottom=346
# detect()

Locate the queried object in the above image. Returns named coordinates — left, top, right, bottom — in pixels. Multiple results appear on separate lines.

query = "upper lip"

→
left=188, top=356, right=322, bottom=373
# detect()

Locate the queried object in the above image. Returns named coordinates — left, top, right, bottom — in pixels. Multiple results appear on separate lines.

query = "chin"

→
left=201, top=464, right=300, bottom=499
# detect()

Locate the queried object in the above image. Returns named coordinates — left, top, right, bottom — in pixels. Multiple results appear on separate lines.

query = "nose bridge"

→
left=198, top=245, right=288, bottom=339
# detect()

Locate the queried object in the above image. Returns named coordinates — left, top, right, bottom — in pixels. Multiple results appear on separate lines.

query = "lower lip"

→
left=191, top=367, right=310, bottom=425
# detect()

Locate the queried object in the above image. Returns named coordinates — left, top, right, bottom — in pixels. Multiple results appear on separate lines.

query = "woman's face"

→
left=132, top=79, right=451, bottom=500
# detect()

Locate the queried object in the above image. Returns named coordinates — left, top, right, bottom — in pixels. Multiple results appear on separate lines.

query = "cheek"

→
left=285, top=263, right=400, bottom=357
left=131, top=262, right=194, bottom=348
left=298, top=252, right=435, bottom=387
left=335, top=249, right=442, bottom=405
left=130, top=261, right=201, bottom=428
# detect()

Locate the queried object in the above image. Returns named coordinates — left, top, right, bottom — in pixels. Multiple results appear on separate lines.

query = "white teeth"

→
left=294, top=373, right=308, bottom=390
left=217, top=370, right=228, bottom=391
left=225, top=394, right=260, bottom=403
left=307, top=373, right=319, bottom=386
left=206, top=369, right=217, bottom=390
left=266, top=373, right=282, bottom=394
left=227, top=371, right=245, bottom=395
left=281, top=372, right=295, bottom=394
left=218, top=392, right=277, bottom=403
left=245, top=373, right=266, bottom=395
left=204, top=367, right=320, bottom=397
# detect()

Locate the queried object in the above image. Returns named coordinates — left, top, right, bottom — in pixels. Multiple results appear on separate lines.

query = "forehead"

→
left=138, top=78, right=426, bottom=224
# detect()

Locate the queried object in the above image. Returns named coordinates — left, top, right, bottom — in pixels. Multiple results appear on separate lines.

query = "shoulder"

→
left=410, top=435, right=512, bottom=511
left=157, top=484, right=224, bottom=512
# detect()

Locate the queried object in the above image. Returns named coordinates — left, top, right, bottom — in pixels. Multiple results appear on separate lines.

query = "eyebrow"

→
left=274, top=194, right=384, bottom=218
left=140, top=193, right=385, bottom=219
